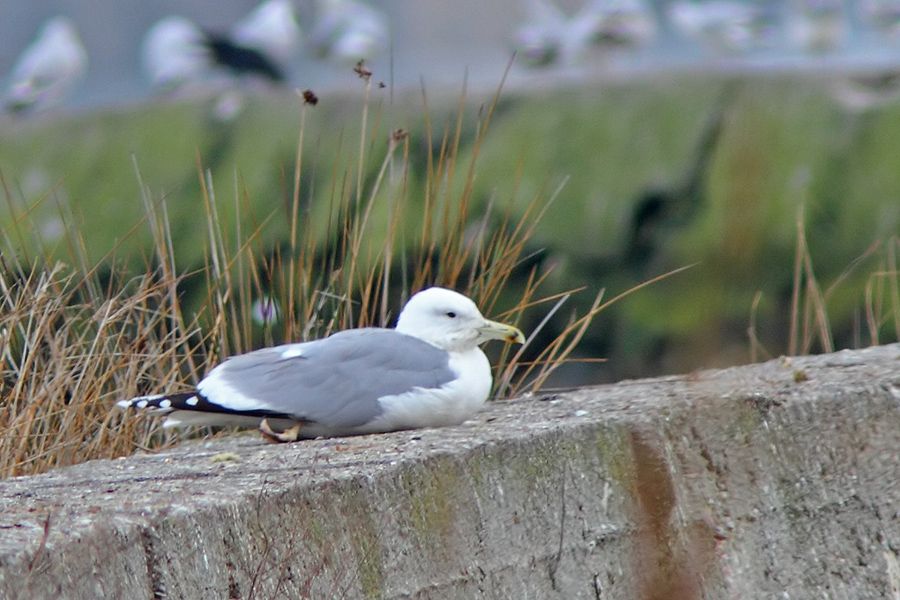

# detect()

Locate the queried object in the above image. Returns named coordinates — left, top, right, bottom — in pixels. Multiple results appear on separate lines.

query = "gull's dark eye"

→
left=446, top=311, right=457, bottom=318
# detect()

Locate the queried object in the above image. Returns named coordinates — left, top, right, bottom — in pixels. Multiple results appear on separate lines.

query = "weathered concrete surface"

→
left=0, top=345, right=898, bottom=599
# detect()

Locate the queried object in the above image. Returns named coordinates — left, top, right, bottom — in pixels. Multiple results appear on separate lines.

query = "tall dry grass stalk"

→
left=0, top=252, right=194, bottom=476
left=748, top=204, right=900, bottom=362
left=0, top=71, right=630, bottom=478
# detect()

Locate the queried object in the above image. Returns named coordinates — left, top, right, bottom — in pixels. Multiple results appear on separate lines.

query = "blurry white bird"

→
left=859, top=0, right=900, bottom=40
left=785, top=0, right=846, bottom=53
left=668, top=1, right=776, bottom=53
left=513, top=0, right=656, bottom=69
left=4, top=17, right=88, bottom=113
left=309, top=0, right=390, bottom=65
left=512, top=0, right=570, bottom=67
left=830, top=71, right=900, bottom=113
left=141, top=16, right=210, bottom=90
left=572, top=0, right=657, bottom=51
left=231, top=0, right=302, bottom=65
left=143, top=2, right=301, bottom=92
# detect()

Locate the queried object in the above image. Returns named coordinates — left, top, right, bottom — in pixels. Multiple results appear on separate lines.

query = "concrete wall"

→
left=0, top=344, right=898, bottom=599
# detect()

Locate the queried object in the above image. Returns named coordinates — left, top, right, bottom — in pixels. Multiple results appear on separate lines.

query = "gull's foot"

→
left=259, top=418, right=302, bottom=443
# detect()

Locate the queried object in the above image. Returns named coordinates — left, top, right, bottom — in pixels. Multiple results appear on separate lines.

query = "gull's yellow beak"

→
left=478, top=319, right=526, bottom=344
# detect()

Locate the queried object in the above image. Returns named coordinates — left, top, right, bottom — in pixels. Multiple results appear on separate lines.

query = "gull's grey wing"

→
left=205, top=328, right=455, bottom=429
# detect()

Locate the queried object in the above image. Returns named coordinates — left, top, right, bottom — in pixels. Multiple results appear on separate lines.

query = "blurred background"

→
left=6, top=0, right=900, bottom=108
left=2, top=0, right=900, bottom=385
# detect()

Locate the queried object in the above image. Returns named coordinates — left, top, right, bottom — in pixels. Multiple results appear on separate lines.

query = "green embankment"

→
left=1, top=76, right=897, bottom=381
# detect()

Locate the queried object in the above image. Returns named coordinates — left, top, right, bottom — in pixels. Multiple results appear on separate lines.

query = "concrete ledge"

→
left=1, top=345, right=899, bottom=599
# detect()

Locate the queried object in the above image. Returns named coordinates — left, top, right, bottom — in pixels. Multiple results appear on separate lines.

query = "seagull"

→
left=571, top=0, right=657, bottom=51
left=668, top=1, right=777, bottom=53
left=859, top=0, right=900, bottom=40
left=4, top=16, right=88, bottom=113
left=308, top=0, right=390, bottom=65
left=786, top=0, right=847, bottom=53
left=511, top=0, right=571, bottom=67
left=142, top=1, right=301, bottom=91
left=829, top=71, right=900, bottom=113
left=141, top=16, right=210, bottom=90
left=205, top=0, right=302, bottom=81
left=117, top=287, right=525, bottom=443
left=203, top=33, right=286, bottom=82
left=231, top=0, right=302, bottom=65
left=512, top=0, right=655, bottom=69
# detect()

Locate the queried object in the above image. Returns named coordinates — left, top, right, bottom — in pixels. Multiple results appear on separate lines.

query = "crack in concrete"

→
left=548, top=461, right=568, bottom=591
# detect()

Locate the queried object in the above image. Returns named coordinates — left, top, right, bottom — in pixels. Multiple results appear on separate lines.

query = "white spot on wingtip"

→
left=185, top=395, right=199, bottom=406
left=281, top=346, right=303, bottom=359
left=123, top=393, right=163, bottom=409
left=159, top=399, right=172, bottom=409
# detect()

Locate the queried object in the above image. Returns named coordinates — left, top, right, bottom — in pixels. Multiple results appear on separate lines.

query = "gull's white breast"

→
left=364, top=347, right=492, bottom=433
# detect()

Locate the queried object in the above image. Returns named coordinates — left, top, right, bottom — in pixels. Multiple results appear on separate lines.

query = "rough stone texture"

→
left=0, top=345, right=898, bottom=599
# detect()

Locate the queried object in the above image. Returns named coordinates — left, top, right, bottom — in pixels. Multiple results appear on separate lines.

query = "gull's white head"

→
left=396, top=287, right=525, bottom=352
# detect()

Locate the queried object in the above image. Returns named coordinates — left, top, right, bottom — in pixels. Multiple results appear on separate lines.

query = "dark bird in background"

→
left=624, top=83, right=736, bottom=269
left=142, top=0, right=300, bottom=92
left=141, top=1, right=301, bottom=121
left=203, top=33, right=285, bottom=82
